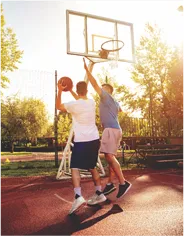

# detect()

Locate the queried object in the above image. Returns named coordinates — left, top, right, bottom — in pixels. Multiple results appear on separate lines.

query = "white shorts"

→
left=100, top=128, right=122, bottom=156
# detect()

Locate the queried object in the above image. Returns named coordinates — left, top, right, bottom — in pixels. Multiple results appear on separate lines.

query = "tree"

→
left=119, top=23, right=183, bottom=136
left=57, top=113, right=72, bottom=145
left=166, top=47, right=183, bottom=119
left=1, top=96, right=25, bottom=152
left=44, top=123, right=54, bottom=137
left=21, top=98, right=50, bottom=145
left=1, top=4, right=23, bottom=90
left=1, top=96, right=50, bottom=152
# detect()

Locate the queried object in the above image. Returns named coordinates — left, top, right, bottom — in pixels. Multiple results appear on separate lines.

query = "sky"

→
left=2, top=0, right=183, bottom=120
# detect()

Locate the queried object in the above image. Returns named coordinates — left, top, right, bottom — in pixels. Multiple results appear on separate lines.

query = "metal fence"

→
left=120, top=117, right=183, bottom=137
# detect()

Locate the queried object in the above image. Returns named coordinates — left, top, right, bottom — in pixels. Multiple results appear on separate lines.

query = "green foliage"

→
left=21, top=98, right=49, bottom=139
left=1, top=160, right=57, bottom=177
left=1, top=96, right=50, bottom=152
left=44, top=123, right=54, bottom=137
left=117, top=22, right=182, bottom=136
left=166, top=47, right=183, bottom=119
left=1, top=96, right=24, bottom=148
left=130, top=23, right=172, bottom=115
left=1, top=4, right=23, bottom=90
left=57, top=113, right=72, bottom=144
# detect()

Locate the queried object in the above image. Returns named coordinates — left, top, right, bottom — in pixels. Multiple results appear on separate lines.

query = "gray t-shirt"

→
left=99, top=89, right=121, bottom=129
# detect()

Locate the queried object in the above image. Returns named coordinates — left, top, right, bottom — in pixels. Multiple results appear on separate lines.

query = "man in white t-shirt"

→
left=56, top=80, right=106, bottom=215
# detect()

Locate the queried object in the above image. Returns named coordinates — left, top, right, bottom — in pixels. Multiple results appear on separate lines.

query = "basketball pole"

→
left=56, top=59, right=106, bottom=179
left=54, top=70, right=59, bottom=168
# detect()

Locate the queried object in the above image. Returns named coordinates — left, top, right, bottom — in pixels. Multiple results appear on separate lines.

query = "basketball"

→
left=58, top=76, right=73, bottom=92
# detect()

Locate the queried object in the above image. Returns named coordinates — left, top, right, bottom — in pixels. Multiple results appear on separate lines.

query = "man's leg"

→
left=108, top=166, right=115, bottom=183
left=69, top=168, right=86, bottom=215
left=89, top=168, right=101, bottom=187
left=105, top=154, right=132, bottom=198
left=105, top=153, right=125, bottom=184
left=102, top=165, right=117, bottom=195
left=102, top=154, right=124, bottom=196
left=87, top=168, right=106, bottom=205
left=71, top=168, right=81, bottom=189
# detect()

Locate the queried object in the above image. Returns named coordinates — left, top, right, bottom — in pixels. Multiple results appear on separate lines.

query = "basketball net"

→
left=108, top=51, right=119, bottom=69
left=56, top=61, right=106, bottom=180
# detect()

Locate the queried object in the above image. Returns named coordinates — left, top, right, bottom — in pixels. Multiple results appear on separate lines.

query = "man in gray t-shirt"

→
left=100, top=89, right=121, bottom=129
left=83, top=58, right=132, bottom=199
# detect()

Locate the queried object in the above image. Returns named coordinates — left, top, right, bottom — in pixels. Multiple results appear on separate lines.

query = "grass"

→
left=1, top=152, right=32, bottom=156
left=1, top=154, right=142, bottom=177
left=1, top=169, right=57, bottom=177
left=1, top=160, right=58, bottom=177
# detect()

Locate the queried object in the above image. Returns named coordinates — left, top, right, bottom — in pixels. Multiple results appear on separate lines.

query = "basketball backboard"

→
left=66, top=10, right=135, bottom=63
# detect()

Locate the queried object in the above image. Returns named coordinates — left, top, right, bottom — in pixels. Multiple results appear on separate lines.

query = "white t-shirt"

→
left=64, top=98, right=99, bottom=142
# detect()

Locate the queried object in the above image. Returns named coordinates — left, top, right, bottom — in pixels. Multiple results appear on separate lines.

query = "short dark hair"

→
left=76, top=81, right=87, bottom=96
left=102, top=83, right=114, bottom=94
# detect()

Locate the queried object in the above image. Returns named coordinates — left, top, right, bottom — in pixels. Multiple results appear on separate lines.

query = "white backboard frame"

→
left=66, top=10, right=135, bottom=63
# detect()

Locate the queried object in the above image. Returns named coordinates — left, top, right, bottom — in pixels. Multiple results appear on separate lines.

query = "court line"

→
left=1, top=183, right=41, bottom=188
left=1, top=184, right=23, bottom=188
left=20, top=183, right=40, bottom=189
left=54, top=193, right=72, bottom=204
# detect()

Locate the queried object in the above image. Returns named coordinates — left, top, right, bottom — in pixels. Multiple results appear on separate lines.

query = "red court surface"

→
left=1, top=168, right=183, bottom=235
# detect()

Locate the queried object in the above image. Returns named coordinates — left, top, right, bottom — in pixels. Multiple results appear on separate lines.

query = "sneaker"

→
left=116, top=181, right=132, bottom=198
left=69, top=194, right=86, bottom=215
left=87, top=190, right=107, bottom=205
left=103, top=183, right=116, bottom=196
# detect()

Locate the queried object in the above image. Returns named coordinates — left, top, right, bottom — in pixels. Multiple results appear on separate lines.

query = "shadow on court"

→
left=32, top=204, right=123, bottom=235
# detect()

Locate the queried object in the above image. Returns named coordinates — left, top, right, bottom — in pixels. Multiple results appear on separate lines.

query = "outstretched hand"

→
left=83, top=58, right=88, bottom=71
left=58, top=81, right=67, bottom=91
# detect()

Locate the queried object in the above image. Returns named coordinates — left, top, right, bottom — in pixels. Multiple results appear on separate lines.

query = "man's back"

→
left=64, top=98, right=99, bottom=142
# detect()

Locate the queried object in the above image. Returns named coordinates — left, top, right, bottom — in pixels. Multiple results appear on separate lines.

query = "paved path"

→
left=1, top=151, right=124, bottom=162
left=1, top=169, right=183, bottom=235
left=1, top=152, right=63, bottom=162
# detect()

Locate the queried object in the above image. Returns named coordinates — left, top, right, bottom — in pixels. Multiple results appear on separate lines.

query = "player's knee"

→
left=105, top=154, right=114, bottom=164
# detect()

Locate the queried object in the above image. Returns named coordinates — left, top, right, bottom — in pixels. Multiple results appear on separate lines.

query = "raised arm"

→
left=56, top=82, right=67, bottom=112
left=83, top=58, right=102, bottom=96
left=69, top=89, right=79, bottom=100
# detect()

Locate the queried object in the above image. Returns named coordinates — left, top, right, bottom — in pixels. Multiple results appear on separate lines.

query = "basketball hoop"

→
left=98, top=39, right=124, bottom=59
left=98, top=39, right=124, bottom=69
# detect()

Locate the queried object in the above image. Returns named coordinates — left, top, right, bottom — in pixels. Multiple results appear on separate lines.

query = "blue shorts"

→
left=70, top=139, right=100, bottom=170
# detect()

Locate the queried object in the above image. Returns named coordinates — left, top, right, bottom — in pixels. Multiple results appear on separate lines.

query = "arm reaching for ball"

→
left=56, top=81, right=67, bottom=112
left=69, top=89, right=79, bottom=100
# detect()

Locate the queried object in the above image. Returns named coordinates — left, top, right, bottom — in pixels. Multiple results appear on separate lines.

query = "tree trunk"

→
left=167, top=118, right=171, bottom=136
left=11, top=141, right=14, bottom=153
